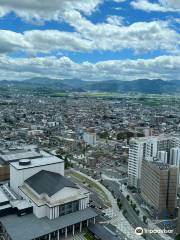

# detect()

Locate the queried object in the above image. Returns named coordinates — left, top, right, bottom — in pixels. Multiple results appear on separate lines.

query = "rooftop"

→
left=0, top=151, right=42, bottom=163
left=0, top=208, right=97, bottom=240
left=10, top=155, right=63, bottom=170
left=0, top=187, right=9, bottom=204
left=11, top=200, right=32, bottom=210
left=25, top=170, right=78, bottom=197
left=88, top=224, right=121, bottom=240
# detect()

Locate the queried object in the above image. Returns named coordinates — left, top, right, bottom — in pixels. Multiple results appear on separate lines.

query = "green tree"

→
left=132, top=203, right=137, bottom=210
left=143, top=215, right=147, bottom=224
left=126, top=195, right=130, bottom=201
left=99, top=131, right=109, bottom=139
left=123, top=209, right=127, bottom=215
left=176, top=234, right=180, bottom=240
left=118, top=203, right=123, bottom=210
left=136, top=210, right=140, bottom=216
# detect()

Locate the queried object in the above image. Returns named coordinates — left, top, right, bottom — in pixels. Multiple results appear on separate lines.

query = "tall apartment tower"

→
left=158, top=151, right=167, bottom=164
left=141, top=160, right=177, bottom=218
left=128, top=135, right=179, bottom=188
left=128, top=138, right=147, bottom=188
left=170, top=147, right=180, bottom=166
left=170, top=147, right=180, bottom=184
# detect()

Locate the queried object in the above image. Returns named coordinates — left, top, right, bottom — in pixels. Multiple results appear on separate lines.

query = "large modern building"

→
left=128, top=138, right=147, bottom=188
left=0, top=153, right=97, bottom=240
left=0, top=146, right=45, bottom=182
left=128, top=135, right=180, bottom=188
left=141, top=160, right=178, bottom=218
left=177, top=205, right=180, bottom=235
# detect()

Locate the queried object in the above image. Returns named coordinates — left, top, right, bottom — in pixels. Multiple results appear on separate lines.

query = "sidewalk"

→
left=72, top=170, right=144, bottom=240
left=122, top=187, right=173, bottom=240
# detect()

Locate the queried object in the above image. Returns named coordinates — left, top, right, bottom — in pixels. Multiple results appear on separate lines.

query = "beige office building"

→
left=177, top=208, right=180, bottom=234
left=141, top=160, right=177, bottom=218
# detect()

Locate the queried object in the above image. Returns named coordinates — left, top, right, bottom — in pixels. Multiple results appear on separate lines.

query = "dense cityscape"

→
left=0, top=93, right=180, bottom=239
left=0, top=0, right=179, bottom=239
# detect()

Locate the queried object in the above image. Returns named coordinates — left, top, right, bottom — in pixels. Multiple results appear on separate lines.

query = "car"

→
left=90, top=205, right=95, bottom=208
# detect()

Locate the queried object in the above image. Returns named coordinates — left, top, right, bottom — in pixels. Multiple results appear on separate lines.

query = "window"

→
left=59, top=200, right=79, bottom=216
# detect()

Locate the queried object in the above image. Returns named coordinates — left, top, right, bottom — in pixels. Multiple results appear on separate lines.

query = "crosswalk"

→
left=102, top=207, right=118, bottom=218
left=61, top=232, right=86, bottom=240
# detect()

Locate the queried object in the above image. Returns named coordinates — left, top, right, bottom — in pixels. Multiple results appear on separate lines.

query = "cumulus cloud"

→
left=0, top=30, right=93, bottom=54
left=64, top=11, right=180, bottom=53
left=131, top=0, right=180, bottom=12
left=0, top=0, right=102, bottom=23
left=0, top=15, right=179, bottom=55
left=0, top=55, right=179, bottom=81
left=106, top=15, right=124, bottom=25
left=0, top=1, right=179, bottom=55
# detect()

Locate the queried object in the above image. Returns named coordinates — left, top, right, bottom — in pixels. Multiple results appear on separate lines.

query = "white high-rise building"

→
left=128, top=135, right=180, bottom=188
left=158, top=151, right=167, bottom=164
left=128, top=138, right=147, bottom=188
left=170, top=147, right=180, bottom=185
left=170, top=147, right=180, bottom=166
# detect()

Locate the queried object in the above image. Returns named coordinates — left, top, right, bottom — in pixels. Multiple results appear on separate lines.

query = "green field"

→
left=50, top=92, right=71, bottom=97
left=83, top=92, right=121, bottom=97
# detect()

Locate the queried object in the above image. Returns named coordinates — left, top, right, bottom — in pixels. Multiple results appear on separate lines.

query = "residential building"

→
left=83, top=128, right=96, bottom=146
left=141, top=160, right=177, bottom=218
left=128, top=135, right=179, bottom=188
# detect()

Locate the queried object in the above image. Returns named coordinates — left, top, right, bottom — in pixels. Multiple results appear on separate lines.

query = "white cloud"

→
left=113, top=0, right=126, bottom=2
left=0, top=55, right=179, bottom=81
left=24, top=30, right=93, bottom=53
left=0, top=15, right=179, bottom=55
left=106, top=15, right=124, bottom=25
left=64, top=11, right=180, bottom=53
left=0, top=0, right=102, bottom=23
left=0, top=30, right=32, bottom=54
left=0, top=1, right=179, bottom=55
left=0, top=29, right=93, bottom=54
left=131, top=0, right=180, bottom=12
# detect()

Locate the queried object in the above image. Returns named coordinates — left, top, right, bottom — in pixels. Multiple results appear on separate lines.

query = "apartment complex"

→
left=141, top=160, right=177, bottom=218
left=128, top=135, right=179, bottom=188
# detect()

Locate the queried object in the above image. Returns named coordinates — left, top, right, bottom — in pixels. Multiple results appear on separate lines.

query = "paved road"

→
left=102, top=180, right=171, bottom=240
left=67, top=172, right=107, bottom=210
left=71, top=170, right=143, bottom=240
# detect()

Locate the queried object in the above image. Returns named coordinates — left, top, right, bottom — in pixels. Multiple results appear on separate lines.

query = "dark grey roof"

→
left=25, top=170, right=78, bottom=197
left=0, top=208, right=98, bottom=240
left=88, top=224, right=121, bottom=240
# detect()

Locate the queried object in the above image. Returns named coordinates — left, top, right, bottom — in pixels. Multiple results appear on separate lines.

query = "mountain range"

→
left=0, top=78, right=180, bottom=94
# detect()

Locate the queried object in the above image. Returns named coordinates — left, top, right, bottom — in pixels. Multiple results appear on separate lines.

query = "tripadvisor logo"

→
left=135, top=227, right=144, bottom=236
left=135, top=227, right=174, bottom=236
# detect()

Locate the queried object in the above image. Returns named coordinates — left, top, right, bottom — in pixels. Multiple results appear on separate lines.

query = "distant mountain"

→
left=86, top=79, right=174, bottom=94
left=0, top=78, right=180, bottom=94
left=61, top=78, right=87, bottom=88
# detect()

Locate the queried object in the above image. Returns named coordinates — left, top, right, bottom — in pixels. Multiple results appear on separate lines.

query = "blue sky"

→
left=0, top=0, right=179, bottom=81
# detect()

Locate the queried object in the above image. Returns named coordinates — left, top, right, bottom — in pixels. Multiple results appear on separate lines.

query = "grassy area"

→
left=51, top=92, right=71, bottom=97
left=84, top=232, right=96, bottom=240
left=70, top=172, right=111, bottom=207
left=83, top=92, right=122, bottom=98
